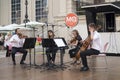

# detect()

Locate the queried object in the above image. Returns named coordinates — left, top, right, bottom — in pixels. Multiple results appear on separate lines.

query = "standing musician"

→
left=68, top=30, right=82, bottom=64
left=10, top=28, right=28, bottom=65
left=80, top=23, right=101, bottom=71
left=46, top=30, right=58, bottom=66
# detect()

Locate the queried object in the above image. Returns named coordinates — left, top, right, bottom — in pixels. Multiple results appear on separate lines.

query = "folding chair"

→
left=90, top=42, right=109, bottom=70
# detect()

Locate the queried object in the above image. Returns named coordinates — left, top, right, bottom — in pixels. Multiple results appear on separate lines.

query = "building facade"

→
left=0, top=0, right=47, bottom=25
left=0, top=0, right=11, bottom=25
left=0, top=0, right=120, bottom=25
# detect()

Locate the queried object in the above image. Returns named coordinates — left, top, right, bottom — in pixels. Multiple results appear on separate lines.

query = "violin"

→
left=70, top=37, right=77, bottom=44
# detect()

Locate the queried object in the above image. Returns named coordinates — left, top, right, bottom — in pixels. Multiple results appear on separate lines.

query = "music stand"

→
left=53, top=38, right=68, bottom=70
left=23, top=38, right=36, bottom=67
left=42, top=38, right=57, bottom=47
left=41, top=39, right=57, bottom=69
left=41, top=38, right=68, bottom=70
left=53, top=38, right=68, bottom=49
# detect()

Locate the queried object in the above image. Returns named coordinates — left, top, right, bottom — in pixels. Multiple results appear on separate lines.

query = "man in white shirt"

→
left=80, top=23, right=101, bottom=71
left=10, top=28, right=27, bottom=65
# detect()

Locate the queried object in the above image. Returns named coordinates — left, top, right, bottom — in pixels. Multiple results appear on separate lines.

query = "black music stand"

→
left=53, top=38, right=68, bottom=70
left=42, top=38, right=68, bottom=70
left=41, top=39, right=57, bottom=70
left=42, top=38, right=57, bottom=48
left=23, top=38, right=36, bottom=67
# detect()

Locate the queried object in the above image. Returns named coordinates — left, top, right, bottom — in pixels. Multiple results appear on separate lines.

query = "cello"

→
left=75, top=36, right=91, bottom=60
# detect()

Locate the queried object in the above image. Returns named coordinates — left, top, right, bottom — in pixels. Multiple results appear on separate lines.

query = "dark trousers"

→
left=11, top=47, right=28, bottom=63
left=6, top=46, right=11, bottom=57
left=80, top=49, right=100, bottom=67
left=46, top=47, right=58, bottom=63
left=69, top=47, right=80, bottom=58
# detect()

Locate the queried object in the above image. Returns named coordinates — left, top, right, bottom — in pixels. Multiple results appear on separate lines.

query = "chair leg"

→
left=90, top=56, right=108, bottom=71
left=104, top=56, right=108, bottom=69
left=90, top=56, right=94, bottom=69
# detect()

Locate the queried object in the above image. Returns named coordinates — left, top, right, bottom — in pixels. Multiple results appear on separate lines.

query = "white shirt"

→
left=10, top=34, right=23, bottom=48
left=19, top=38, right=25, bottom=47
left=4, top=35, right=11, bottom=47
left=91, top=31, right=101, bottom=51
left=0, top=35, right=4, bottom=42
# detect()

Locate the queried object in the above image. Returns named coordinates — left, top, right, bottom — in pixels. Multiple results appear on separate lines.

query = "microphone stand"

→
left=41, top=25, right=45, bottom=65
left=35, top=25, right=46, bottom=70
left=33, top=27, right=36, bottom=66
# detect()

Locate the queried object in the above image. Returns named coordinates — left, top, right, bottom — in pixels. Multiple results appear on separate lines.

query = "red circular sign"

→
left=65, top=13, right=78, bottom=28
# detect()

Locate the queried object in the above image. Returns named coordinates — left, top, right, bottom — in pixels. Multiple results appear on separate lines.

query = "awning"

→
left=81, top=2, right=120, bottom=13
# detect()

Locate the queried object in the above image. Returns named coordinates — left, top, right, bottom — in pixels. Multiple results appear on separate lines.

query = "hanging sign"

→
left=65, top=13, right=78, bottom=28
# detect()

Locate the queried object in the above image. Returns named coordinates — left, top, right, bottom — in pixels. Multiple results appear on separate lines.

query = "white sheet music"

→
left=54, top=39, right=66, bottom=47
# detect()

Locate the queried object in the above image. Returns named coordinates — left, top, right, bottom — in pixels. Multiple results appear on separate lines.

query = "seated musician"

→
left=68, top=30, right=82, bottom=64
left=80, top=23, right=101, bottom=71
left=46, top=30, right=58, bottom=66
left=10, top=28, right=28, bottom=65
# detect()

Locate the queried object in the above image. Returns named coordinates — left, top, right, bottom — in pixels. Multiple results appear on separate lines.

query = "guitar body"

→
left=75, top=36, right=91, bottom=60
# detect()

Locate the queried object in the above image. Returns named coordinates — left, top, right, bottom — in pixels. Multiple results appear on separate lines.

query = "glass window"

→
left=73, top=0, right=85, bottom=15
left=35, top=0, right=48, bottom=22
left=96, top=13, right=117, bottom=32
left=11, top=0, right=21, bottom=24
left=12, top=0, right=15, bottom=3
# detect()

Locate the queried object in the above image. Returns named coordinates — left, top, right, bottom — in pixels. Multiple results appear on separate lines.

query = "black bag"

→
left=69, top=47, right=80, bottom=58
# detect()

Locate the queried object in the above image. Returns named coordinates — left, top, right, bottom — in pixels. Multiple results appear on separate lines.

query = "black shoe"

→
left=80, top=67, right=85, bottom=70
left=52, top=63, right=56, bottom=66
left=13, top=61, right=16, bottom=65
left=20, top=62, right=26, bottom=65
left=80, top=67, right=89, bottom=71
left=45, top=63, right=49, bottom=66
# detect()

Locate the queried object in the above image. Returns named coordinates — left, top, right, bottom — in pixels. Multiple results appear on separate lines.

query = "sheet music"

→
left=54, top=39, right=66, bottom=47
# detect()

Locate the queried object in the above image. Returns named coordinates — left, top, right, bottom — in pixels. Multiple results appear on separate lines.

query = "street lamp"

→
left=23, top=0, right=30, bottom=27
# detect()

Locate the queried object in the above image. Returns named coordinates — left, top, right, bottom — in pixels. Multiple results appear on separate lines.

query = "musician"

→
left=10, top=28, right=28, bottom=65
left=4, top=32, right=12, bottom=57
left=68, top=30, right=82, bottom=63
left=80, top=23, right=101, bottom=71
left=46, top=30, right=58, bottom=66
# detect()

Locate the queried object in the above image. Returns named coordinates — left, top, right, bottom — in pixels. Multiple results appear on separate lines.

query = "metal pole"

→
left=33, top=27, right=36, bottom=66
left=42, top=25, right=45, bottom=64
left=52, top=25, right=55, bottom=32
left=24, top=0, right=31, bottom=67
left=24, top=0, right=29, bottom=27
